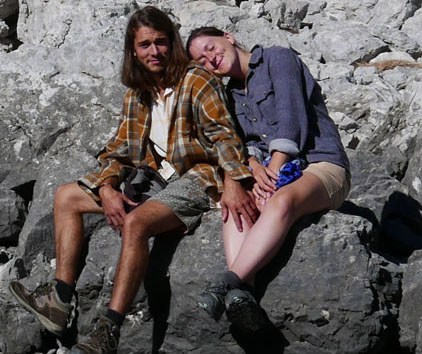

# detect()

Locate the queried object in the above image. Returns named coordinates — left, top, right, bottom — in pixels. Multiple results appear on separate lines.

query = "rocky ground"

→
left=1, top=0, right=422, bottom=353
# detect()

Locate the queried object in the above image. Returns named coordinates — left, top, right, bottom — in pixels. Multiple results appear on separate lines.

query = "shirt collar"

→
left=248, top=45, right=264, bottom=67
left=152, top=87, right=174, bottom=103
left=227, top=45, right=264, bottom=94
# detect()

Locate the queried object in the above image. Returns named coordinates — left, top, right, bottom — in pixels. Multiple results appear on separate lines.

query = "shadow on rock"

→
left=231, top=321, right=289, bottom=354
left=338, top=192, right=422, bottom=261
left=379, top=191, right=422, bottom=259
left=144, top=231, right=184, bottom=354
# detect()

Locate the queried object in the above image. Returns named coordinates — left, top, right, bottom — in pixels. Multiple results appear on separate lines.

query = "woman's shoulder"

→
left=262, top=46, right=299, bottom=62
left=259, top=46, right=302, bottom=72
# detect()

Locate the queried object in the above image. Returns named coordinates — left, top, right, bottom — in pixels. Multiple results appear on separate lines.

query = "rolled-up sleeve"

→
left=197, top=76, right=251, bottom=180
left=78, top=111, right=134, bottom=201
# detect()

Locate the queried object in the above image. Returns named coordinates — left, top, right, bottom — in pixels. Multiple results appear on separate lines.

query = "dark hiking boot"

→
left=198, top=271, right=242, bottom=321
left=225, top=288, right=267, bottom=332
left=9, top=279, right=73, bottom=336
left=198, top=282, right=227, bottom=321
left=70, top=316, right=120, bottom=354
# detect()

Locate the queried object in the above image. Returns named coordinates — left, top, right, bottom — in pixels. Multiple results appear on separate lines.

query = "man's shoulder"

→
left=183, top=61, right=221, bottom=85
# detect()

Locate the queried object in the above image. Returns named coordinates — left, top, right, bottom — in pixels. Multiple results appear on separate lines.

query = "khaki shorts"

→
left=304, top=162, right=351, bottom=210
left=149, top=175, right=211, bottom=233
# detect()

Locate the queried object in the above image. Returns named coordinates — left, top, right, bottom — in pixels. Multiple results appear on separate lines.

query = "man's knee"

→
left=121, top=212, right=150, bottom=243
left=54, top=183, right=99, bottom=214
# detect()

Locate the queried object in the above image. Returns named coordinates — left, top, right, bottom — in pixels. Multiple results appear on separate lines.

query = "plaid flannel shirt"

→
left=78, top=63, right=252, bottom=202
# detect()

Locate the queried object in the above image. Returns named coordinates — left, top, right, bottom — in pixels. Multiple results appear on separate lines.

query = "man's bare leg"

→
left=108, top=199, right=184, bottom=315
left=54, top=183, right=103, bottom=285
left=9, top=182, right=103, bottom=335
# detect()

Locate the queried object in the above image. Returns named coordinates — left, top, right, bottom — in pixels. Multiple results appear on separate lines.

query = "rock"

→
left=57, top=211, right=402, bottom=354
left=399, top=250, right=422, bottom=352
left=311, top=22, right=389, bottom=64
left=370, top=51, right=416, bottom=63
left=1, top=0, right=422, bottom=352
left=368, top=0, right=422, bottom=29
left=0, top=186, right=26, bottom=246
left=404, top=136, right=422, bottom=198
left=0, top=19, right=8, bottom=37
left=402, top=7, right=422, bottom=48
left=263, top=0, right=309, bottom=33
left=0, top=0, right=18, bottom=20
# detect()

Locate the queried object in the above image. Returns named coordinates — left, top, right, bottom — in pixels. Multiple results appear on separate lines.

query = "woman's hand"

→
left=252, top=182, right=271, bottom=213
left=248, top=157, right=278, bottom=194
left=99, top=185, right=138, bottom=230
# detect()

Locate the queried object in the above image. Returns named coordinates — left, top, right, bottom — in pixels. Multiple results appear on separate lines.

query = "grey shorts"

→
left=149, top=175, right=211, bottom=233
left=304, top=162, right=351, bottom=210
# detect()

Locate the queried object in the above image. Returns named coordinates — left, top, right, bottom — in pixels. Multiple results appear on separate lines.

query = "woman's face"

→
left=189, top=33, right=238, bottom=77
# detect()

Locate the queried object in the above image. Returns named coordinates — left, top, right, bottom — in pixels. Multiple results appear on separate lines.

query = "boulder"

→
left=1, top=0, right=422, bottom=353
left=399, top=250, right=422, bottom=352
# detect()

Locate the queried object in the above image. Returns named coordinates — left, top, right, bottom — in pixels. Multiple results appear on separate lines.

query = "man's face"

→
left=133, top=25, right=170, bottom=76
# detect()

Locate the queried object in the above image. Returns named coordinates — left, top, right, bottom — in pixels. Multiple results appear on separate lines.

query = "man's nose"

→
left=150, top=44, right=159, bottom=56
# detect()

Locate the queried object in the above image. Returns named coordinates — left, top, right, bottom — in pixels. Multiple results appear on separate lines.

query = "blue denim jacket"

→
left=226, top=45, right=350, bottom=171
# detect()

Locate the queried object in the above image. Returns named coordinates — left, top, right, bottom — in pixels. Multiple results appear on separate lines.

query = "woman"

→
left=187, top=28, right=351, bottom=331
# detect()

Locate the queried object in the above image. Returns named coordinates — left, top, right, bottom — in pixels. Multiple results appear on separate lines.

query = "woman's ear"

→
left=224, top=32, right=236, bottom=45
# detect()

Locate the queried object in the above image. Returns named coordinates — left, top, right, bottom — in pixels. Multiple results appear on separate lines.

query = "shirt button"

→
left=252, top=118, right=257, bottom=122
left=242, top=103, right=246, bottom=107
left=262, top=134, right=268, bottom=139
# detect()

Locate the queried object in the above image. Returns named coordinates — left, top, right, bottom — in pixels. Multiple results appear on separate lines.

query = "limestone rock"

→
left=399, top=250, right=422, bottom=352
left=311, top=22, right=389, bottom=65
left=1, top=0, right=422, bottom=353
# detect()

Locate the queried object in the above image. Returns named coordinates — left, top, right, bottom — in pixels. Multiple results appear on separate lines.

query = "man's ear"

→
left=224, top=32, right=236, bottom=45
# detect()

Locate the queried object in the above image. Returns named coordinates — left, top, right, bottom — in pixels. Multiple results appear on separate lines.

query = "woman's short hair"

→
left=186, top=27, right=225, bottom=60
left=122, top=6, right=189, bottom=93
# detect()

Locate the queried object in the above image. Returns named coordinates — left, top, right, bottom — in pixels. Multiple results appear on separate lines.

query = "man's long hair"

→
left=121, top=6, right=189, bottom=93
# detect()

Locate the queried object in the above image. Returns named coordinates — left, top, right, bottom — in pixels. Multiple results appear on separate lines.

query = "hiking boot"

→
left=198, top=282, right=227, bottom=321
left=198, top=271, right=243, bottom=321
left=225, top=288, right=267, bottom=332
left=9, top=279, right=73, bottom=336
left=70, top=316, right=120, bottom=354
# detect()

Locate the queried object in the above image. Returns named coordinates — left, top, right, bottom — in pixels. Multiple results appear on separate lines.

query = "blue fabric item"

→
left=263, top=157, right=307, bottom=190
left=226, top=45, right=350, bottom=172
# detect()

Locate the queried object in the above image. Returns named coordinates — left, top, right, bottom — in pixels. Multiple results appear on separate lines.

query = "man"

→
left=9, top=6, right=257, bottom=354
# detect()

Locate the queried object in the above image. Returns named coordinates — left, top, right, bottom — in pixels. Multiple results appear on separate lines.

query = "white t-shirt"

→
left=150, top=88, right=176, bottom=180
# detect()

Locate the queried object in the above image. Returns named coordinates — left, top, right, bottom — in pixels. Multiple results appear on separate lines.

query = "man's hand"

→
left=221, top=176, right=258, bottom=232
left=99, top=185, right=138, bottom=230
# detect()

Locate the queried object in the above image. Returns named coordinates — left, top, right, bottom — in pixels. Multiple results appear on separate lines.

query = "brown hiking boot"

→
left=70, top=316, right=120, bottom=354
left=9, top=279, right=73, bottom=336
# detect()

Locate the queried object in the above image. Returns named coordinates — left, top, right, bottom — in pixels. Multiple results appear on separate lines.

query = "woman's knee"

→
left=264, top=192, right=295, bottom=220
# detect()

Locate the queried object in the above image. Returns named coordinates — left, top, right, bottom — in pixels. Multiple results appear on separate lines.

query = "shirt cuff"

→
left=247, top=146, right=264, bottom=163
left=269, top=139, right=299, bottom=157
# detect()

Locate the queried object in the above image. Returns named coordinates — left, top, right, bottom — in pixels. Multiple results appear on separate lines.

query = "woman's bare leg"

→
left=229, top=172, right=331, bottom=281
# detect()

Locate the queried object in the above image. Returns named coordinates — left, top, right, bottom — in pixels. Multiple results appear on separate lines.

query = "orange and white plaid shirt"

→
left=78, top=63, right=252, bottom=202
